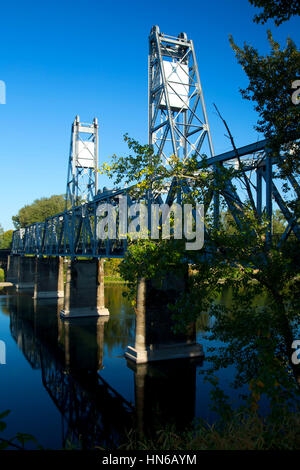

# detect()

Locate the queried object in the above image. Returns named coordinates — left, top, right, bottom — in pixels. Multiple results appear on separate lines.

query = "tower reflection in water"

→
left=7, top=289, right=203, bottom=448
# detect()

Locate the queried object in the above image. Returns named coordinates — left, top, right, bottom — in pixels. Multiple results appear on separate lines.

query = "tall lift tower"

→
left=148, top=25, right=214, bottom=164
left=65, top=116, right=99, bottom=209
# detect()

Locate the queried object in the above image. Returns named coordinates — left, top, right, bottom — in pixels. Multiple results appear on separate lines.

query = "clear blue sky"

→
left=0, top=0, right=299, bottom=230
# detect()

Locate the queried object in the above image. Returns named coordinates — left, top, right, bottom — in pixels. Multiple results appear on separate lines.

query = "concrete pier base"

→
left=60, top=259, right=109, bottom=319
left=125, top=274, right=204, bottom=364
left=6, top=255, right=20, bottom=284
left=34, top=256, right=64, bottom=299
left=15, top=257, right=35, bottom=290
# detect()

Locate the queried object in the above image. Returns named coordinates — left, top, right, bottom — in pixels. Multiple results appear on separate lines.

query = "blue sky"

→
left=0, top=0, right=299, bottom=230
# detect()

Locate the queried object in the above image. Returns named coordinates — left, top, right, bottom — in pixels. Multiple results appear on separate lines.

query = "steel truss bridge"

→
left=11, top=26, right=300, bottom=258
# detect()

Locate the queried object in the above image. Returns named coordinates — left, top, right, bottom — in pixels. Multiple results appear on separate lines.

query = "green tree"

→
left=220, top=211, right=239, bottom=235
left=104, top=258, right=123, bottom=278
left=0, top=229, right=13, bottom=249
left=229, top=31, right=300, bottom=179
left=12, top=194, right=67, bottom=228
left=249, top=0, right=300, bottom=26
left=272, top=208, right=287, bottom=234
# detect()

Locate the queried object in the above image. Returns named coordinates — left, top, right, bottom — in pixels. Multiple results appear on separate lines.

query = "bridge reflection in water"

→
left=7, top=289, right=203, bottom=448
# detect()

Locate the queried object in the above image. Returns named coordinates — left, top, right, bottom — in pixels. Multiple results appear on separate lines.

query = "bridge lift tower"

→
left=148, top=26, right=219, bottom=223
left=148, top=25, right=215, bottom=164
left=65, top=116, right=99, bottom=209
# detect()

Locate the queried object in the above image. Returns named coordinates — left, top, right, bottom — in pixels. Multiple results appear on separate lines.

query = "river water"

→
left=0, top=285, right=254, bottom=449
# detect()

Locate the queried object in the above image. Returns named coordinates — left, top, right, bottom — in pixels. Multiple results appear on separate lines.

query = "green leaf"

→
left=0, top=410, right=11, bottom=420
left=15, top=432, right=37, bottom=446
left=0, top=422, right=7, bottom=432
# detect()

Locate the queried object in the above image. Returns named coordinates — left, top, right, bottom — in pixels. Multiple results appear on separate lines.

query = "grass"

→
left=104, top=276, right=127, bottom=284
left=112, top=411, right=300, bottom=450
left=0, top=269, right=4, bottom=282
left=1, top=407, right=299, bottom=450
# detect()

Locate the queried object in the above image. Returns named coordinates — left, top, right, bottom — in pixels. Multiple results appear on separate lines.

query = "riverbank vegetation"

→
left=103, top=258, right=125, bottom=283
left=1, top=406, right=299, bottom=450
left=0, top=410, right=41, bottom=450
left=12, top=195, right=67, bottom=229
left=116, top=410, right=300, bottom=450
left=0, top=225, right=13, bottom=250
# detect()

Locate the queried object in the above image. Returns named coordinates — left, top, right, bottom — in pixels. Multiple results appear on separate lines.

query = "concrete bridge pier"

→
left=6, top=255, right=20, bottom=284
left=60, top=258, right=109, bottom=319
left=15, top=256, right=36, bottom=290
left=125, top=273, right=203, bottom=363
left=34, top=256, right=64, bottom=299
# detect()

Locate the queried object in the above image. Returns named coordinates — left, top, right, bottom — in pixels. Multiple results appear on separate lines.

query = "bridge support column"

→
left=6, top=255, right=20, bottom=284
left=125, top=273, right=203, bottom=364
left=60, top=259, right=109, bottom=318
left=16, top=256, right=35, bottom=290
left=34, top=256, right=64, bottom=299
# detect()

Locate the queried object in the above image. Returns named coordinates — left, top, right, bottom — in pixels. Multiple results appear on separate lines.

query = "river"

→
left=0, top=285, right=267, bottom=449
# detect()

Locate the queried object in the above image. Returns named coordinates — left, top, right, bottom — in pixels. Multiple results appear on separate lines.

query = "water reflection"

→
left=2, top=286, right=204, bottom=448
left=8, top=293, right=134, bottom=448
left=127, top=358, right=202, bottom=439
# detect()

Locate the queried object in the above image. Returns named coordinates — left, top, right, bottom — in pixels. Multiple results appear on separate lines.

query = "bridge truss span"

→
left=11, top=136, right=300, bottom=258
left=12, top=191, right=128, bottom=258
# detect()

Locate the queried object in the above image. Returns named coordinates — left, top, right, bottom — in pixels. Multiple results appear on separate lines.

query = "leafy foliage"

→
left=103, top=258, right=124, bottom=279
left=0, top=410, right=42, bottom=450
left=0, top=226, right=13, bottom=249
left=12, top=194, right=67, bottom=228
left=99, top=134, right=209, bottom=199
left=229, top=31, right=300, bottom=178
left=249, top=0, right=300, bottom=26
left=115, top=409, right=300, bottom=449
left=119, top=238, right=187, bottom=301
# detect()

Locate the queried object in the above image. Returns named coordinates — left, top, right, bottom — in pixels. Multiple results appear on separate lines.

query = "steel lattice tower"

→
left=148, top=25, right=215, bottom=164
left=148, top=25, right=219, bottom=223
left=65, top=115, right=99, bottom=209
